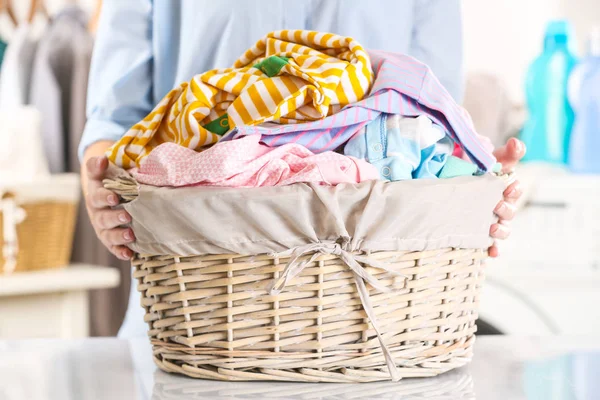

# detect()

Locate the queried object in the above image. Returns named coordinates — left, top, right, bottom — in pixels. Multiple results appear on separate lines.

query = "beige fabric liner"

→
left=108, top=167, right=506, bottom=257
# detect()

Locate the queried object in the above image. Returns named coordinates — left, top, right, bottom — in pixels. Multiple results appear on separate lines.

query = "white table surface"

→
left=0, top=264, right=120, bottom=296
left=1, top=336, right=599, bottom=400
left=0, top=265, right=121, bottom=339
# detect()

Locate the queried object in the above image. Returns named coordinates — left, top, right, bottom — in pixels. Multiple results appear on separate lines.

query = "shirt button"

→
left=372, top=143, right=383, bottom=152
left=381, top=166, right=391, bottom=177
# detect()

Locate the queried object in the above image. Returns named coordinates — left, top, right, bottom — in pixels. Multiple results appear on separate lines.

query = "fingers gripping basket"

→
left=105, top=171, right=506, bottom=383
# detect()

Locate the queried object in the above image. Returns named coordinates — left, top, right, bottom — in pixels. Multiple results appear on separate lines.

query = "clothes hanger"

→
left=0, top=0, right=18, bottom=26
left=88, top=0, right=102, bottom=33
left=27, top=0, right=49, bottom=23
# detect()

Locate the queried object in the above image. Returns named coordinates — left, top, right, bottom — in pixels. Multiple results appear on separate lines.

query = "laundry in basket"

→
left=101, top=30, right=508, bottom=382
left=104, top=167, right=506, bottom=382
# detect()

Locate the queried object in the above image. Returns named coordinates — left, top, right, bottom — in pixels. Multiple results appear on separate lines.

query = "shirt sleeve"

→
left=410, top=0, right=464, bottom=102
left=78, top=0, right=154, bottom=160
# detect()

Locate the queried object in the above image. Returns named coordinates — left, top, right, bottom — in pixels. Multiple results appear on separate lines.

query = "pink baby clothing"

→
left=130, top=135, right=379, bottom=188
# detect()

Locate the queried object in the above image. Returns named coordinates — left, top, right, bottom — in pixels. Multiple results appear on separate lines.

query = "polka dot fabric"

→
left=130, top=135, right=379, bottom=188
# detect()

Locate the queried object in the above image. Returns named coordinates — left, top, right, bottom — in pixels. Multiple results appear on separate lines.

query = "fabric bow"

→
left=269, top=241, right=408, bottom=381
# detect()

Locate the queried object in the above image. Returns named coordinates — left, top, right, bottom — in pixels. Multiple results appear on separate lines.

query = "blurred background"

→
left=0, top=0, right=599, bottom=340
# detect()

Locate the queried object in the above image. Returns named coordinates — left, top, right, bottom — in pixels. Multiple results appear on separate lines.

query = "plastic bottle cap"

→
left=544, top=20, right=573, bottom=49
left=546, top=20, right=571, bottom=36
left=590, top=27, right=600, bottom=56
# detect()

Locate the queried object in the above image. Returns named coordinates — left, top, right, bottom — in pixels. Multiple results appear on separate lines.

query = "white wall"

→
left=463, top=0, right=600, bottom=103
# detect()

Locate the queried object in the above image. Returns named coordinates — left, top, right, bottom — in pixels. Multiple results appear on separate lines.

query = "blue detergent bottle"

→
left=521, top=21, right=578, bottom=163
left=568, top=28, right=600, bottom=173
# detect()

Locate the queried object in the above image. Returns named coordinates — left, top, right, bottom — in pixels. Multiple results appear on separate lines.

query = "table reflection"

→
left=524, top=352, right=600, bottom=400
left=150, top=367, right=475, bottom=400
left=2, top=337, right=600, bottom=400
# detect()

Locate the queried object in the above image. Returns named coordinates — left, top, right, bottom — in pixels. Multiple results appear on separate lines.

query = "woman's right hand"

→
left=84, top=155, right=135, bottom=260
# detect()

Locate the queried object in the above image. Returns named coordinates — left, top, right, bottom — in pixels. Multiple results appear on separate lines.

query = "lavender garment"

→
left=222, top=50, right=496, bottom=172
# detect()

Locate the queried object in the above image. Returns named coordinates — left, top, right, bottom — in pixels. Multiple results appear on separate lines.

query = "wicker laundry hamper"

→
left=1, top=174, right=79, bottom=274
left=106, top=172, right=508, bottom=383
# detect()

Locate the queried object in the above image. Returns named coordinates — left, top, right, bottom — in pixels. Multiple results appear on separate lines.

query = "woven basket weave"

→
left=0, top=200, right=77, bottom=273
left=106, top=172, right=503, bottom=382
left=1, top=174, right=79, bottom=274
left=131, top=247, right=485, bottom=382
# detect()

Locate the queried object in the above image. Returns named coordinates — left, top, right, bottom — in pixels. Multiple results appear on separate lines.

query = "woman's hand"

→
left=489, top=138, right=526, bottom=257
left=82, top=142, right=135, bottom=261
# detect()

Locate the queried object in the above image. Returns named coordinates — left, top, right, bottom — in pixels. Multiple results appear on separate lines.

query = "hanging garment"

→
left=224, top=50, right=496, bottom=172
left=105, top=30, right=373, bottom=169
left=68, top=32, right=92, bottom=172
left=30, top=6, right=94, bottom=173
left=131, top=135, right=379, bottom=187
left=29, top=6, right=130, bottom=337
left=30, top=35, right=64, bottom=173
left=0, top=107, right=49, bottom=185
left=344, top=114, right=452, bottom=181
left=0, top=23, right=39, bottom=109
left=0, top=39, right=8, bottom=70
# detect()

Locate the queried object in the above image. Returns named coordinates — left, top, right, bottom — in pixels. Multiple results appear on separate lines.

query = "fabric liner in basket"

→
left=106, top=167, right=506, bottom=382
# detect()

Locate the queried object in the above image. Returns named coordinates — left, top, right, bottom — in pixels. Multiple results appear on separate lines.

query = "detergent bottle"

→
left=568, top=27, right=600, bottom=173
left=521, top=20, right=578, bottom=164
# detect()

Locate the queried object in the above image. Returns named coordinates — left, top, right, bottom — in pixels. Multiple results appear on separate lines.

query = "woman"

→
left=81, top=0, right=524, bottom=337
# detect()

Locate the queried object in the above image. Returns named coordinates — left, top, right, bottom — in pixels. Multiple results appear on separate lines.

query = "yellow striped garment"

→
left=106, top=30, right=373, bottom=168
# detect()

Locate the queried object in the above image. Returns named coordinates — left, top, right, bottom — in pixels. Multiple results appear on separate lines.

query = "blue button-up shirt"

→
left=86, top=0, right=465, bottom=339
left=79, top=0, right=463, bottom=159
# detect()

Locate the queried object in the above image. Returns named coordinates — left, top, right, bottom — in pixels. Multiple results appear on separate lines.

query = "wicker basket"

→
left=1, top=174, right=79, bottom=274
left=134, top=248, right=484, bottom=383
left=107, top=172, right=506, bottom=383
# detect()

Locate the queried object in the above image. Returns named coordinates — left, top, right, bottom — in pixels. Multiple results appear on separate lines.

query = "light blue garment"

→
left=118, top=277, right=147, bottom=338
left=79, top=0, right=464, bottom=160
left=344, top=114, right=452, bottom=181
left=438, top=156, right=503, bottom=179
left=438, top=156, right=478, bottom=179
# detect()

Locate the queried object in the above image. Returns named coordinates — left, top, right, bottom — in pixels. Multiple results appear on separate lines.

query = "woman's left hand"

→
left=489, top=138, right=526, bottom=258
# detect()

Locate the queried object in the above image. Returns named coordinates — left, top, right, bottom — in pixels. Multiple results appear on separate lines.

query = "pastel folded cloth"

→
left=437, top=156, right=478, bottom=179
left=106, top=30, right=373, bottom=169
left=344, top=114, right=453, bottom=181
left=223, top=50, right=496, bottom=172
left=130, top=135, right=379, bottom=188
left=438, top=156, right=503, bottom=179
